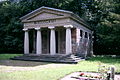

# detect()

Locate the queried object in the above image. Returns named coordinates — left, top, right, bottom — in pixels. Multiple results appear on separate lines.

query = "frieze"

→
left=34, top=19, right=56, bottom=24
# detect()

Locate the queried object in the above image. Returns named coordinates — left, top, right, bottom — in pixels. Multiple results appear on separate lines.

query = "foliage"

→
left=0, top=0, right=120, bottom=54
left=93, top=0, right=120, bottom=55
left=0, top=1, right=24, bottom=53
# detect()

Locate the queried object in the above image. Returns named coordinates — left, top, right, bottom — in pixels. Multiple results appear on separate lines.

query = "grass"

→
left=0, top=54, right=22, bottom=60
left=0, top=54, right=120, bottom=80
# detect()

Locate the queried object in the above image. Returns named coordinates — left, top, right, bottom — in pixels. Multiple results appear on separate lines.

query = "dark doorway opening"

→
left=55, top=31, right=58, bottom=53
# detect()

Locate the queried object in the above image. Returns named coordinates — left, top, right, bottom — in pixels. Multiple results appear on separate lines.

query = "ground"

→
left=0, top=54, right=120, bottom=80
left=60, top=72, right=120, bottom=80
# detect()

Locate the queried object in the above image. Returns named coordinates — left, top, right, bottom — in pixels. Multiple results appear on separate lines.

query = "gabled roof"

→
left=20, top=6, right=74, bottom=20
left=20, top=6, right=92, bottom=30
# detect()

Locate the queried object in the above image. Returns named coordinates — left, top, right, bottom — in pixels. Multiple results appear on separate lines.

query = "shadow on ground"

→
left=87, top=56, right=120, bottom=65
left=0, top=60, right=51, bottom=67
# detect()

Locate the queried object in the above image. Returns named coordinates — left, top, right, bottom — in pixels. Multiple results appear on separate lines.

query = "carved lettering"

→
left=34, top=20, right=56, bottom=24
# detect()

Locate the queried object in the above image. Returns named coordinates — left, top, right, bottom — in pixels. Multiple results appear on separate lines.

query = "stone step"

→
left=11, top=54, right=84, bottom=64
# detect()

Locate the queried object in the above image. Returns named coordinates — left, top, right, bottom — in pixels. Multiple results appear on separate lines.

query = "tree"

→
left=0, top=1, right=23, bottom=53
left=0, top=0, right=119, bottom=54
left=93, top=0, right=120, bottom=55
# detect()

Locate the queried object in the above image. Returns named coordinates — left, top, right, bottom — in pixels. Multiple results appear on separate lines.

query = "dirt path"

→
left=0, top=60, right=71, bottom=72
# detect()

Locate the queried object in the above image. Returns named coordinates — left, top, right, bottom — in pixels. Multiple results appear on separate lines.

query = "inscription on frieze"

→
left=34, top=19, right=56, bottom=24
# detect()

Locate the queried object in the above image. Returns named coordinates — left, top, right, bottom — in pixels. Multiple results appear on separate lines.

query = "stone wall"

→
left=71, top=28, right=77, bottom=54
left=73, top=28, right=92, bottom=58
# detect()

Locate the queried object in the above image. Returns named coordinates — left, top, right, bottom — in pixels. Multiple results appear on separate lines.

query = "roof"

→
left=20, top=6, right=92, bottom=30
left=20, top=6, right=73, bottom=20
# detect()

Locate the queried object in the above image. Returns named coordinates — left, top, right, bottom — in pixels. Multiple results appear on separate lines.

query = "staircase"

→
left=11, top=54, right=84, bottom=64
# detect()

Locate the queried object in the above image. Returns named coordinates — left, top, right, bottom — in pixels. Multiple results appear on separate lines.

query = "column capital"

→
left=35, top=27, right=41, bottom=30
left=64, top=25, right=73, bottom=28
left=23, top=28, right=29, bottom=31
left=48, top=26, right=55, bottom=29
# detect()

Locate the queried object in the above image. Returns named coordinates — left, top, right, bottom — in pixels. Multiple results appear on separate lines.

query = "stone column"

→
left=23, top=29, right=29, bottom=54
left=82, top=31, right=85, bottom=58
left=49, top=26, right=56, bottom=55
left=76, top=28, right=80, bottom=45
left=64, top=25, right=73, bottom=55
left=85, top=32, right=89, bottom=58
left=85, top=32, right=89, bottom=49
left=82, top=31, right=85, bottom=43
left=87, top=33, right=91, bottom=55
left=90, top=31, right=94, bottom=56
left=35, top=27, right=42, bottom=55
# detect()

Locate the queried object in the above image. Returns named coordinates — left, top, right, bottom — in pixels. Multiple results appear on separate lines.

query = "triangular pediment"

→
left=26, top=11, right=64, bottom=21
left=20, top=6, right=73, bottom=22
left=20, top=6, right=91, bottom=30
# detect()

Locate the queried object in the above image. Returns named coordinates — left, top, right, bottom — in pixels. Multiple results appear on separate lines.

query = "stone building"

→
left=13, top=6, right=93, bottom=63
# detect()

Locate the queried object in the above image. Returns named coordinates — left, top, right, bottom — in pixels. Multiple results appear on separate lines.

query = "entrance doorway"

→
left=55, top=27, right=66, bottom=54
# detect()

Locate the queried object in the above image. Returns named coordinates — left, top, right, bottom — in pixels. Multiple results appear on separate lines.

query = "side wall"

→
left=69, top=18, right=93, bottom=58
left=70, top=24, right=93, bottom=58
left=75, top=28, right=93, bottom=58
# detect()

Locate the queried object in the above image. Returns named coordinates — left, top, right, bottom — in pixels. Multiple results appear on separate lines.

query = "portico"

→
left=23, top=25, right=73, bottom=55
left=20, top=6, right=93, bottom=58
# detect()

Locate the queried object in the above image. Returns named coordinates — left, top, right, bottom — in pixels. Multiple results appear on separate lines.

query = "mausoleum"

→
left=12, top=6, right=93, bottom=63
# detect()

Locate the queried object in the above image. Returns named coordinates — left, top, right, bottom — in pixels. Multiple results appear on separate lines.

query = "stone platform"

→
left=60, top=72, right=120, bottom=80
left=11, top=54, right=84, bottom=64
